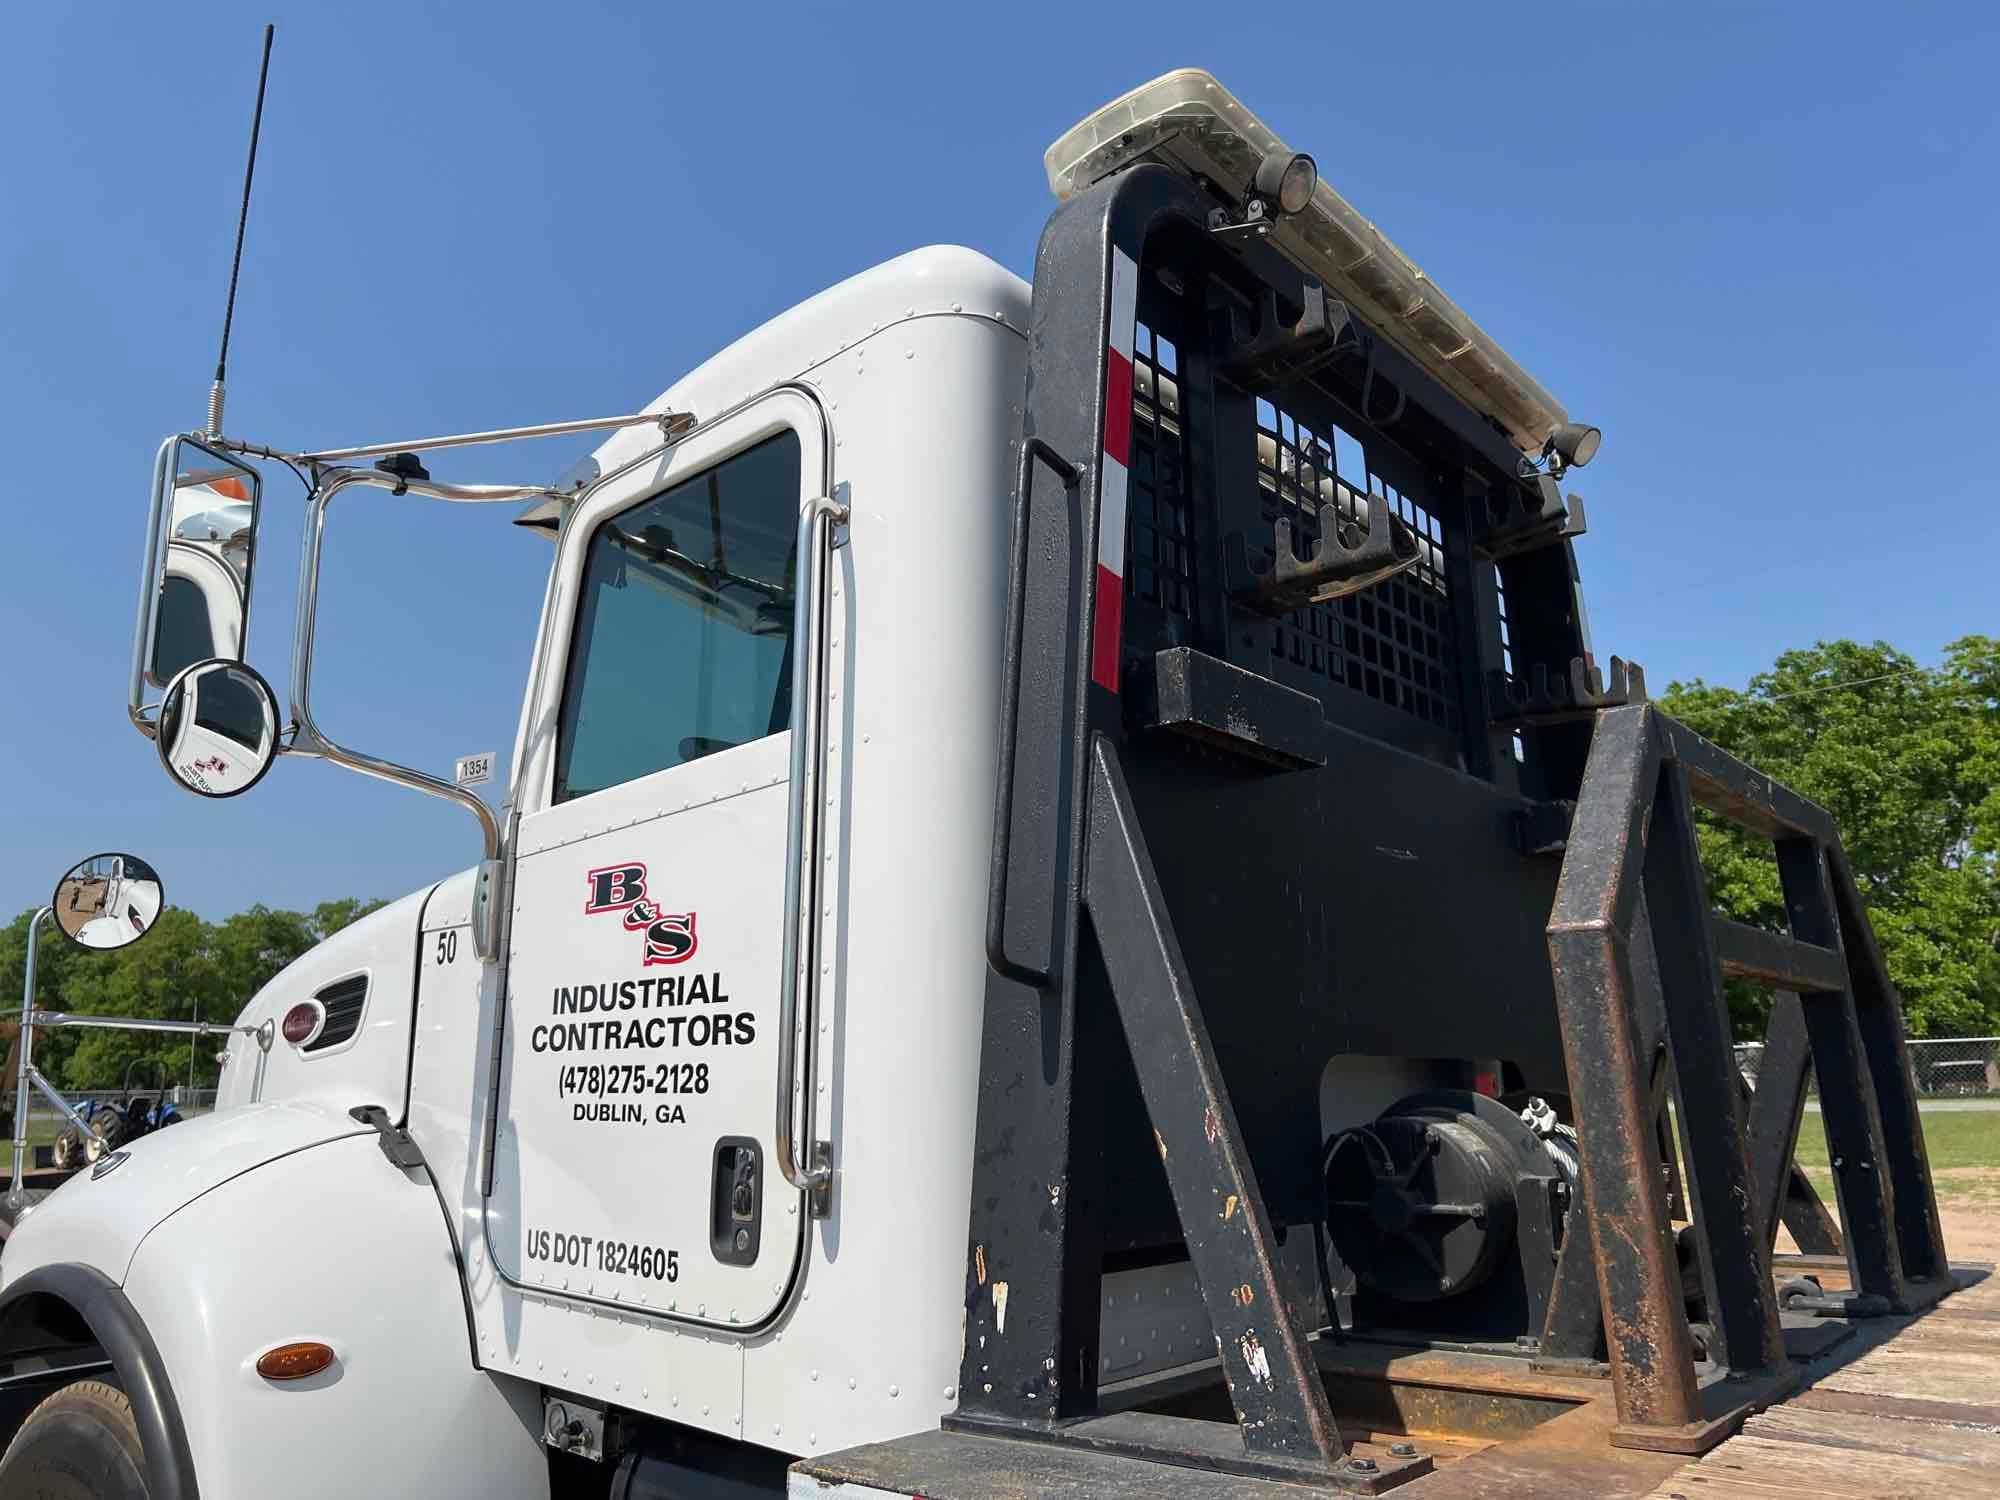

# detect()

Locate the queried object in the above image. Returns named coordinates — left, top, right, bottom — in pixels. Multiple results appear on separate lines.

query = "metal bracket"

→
left=1514, top=800, right=1577, bottom=856
left=1207, top=195, right=1277, bottom=242
left=349, top=1105, right=427, bottom=1172
left=1141, top=647, right=1328, bottom=769
left=1491, top=655, right=1647, bottom=726
left=542, top=1396, right=609, bottom=1461
left=1474, top=475, right=1586, bottom=561
left=1228, top=489, right=1421, bottom=613
left=470, top=857, right=503, bottom=964
left=1216, top=280, right=1349, bottom=390
left=807, top=1140, right=833, bottom=1220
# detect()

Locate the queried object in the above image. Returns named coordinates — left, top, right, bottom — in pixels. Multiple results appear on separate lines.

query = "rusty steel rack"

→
left=932, top=146, right=1956, bottom=1495
left=1548, top=703, right=1950, bottom=1449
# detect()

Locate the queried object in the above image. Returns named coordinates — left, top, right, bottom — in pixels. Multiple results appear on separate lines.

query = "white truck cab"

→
left=4, top=245, right=1028, bottom=1498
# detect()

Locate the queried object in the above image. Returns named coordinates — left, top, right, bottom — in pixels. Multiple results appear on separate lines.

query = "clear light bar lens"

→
left=1044, top=70, right=1570, bottom=457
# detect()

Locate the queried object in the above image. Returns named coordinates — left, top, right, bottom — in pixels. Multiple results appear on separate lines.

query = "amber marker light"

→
left=255, top=1342, right=335, bottom=1381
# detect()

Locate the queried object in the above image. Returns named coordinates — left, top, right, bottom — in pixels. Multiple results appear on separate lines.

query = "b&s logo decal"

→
left=584, top=862, right=698, bottom=966
left=622, top=902, right=697, bottom=966
left=584, top=862, right=649, bottom=914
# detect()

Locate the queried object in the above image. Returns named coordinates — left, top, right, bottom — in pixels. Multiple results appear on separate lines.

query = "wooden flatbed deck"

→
left=1641, top=1261, right=2000, bottom=1500
left=795, top=1260, right=1998, bottom=1500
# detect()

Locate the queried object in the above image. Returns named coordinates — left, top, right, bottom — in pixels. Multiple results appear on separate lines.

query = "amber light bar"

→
left=1045, top=69, right=1571, bottom=457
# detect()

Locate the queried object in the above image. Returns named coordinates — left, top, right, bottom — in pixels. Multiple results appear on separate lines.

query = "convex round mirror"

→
left=53, top=853, right=164, bottom=951
left=157, top=657, right=281, bottom=799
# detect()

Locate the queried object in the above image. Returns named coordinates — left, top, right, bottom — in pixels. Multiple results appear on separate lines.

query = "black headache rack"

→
left=911, top=160, right=1955, bottom=1495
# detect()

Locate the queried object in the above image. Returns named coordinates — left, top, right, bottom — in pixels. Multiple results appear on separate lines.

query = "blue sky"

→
left=3, top=3, right=1995, bottom=921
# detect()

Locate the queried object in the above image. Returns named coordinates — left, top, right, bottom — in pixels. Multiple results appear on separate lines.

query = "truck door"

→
left=487, top=390, right=831, bottom=1332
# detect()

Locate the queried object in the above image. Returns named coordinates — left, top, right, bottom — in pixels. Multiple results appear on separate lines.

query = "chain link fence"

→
left=1736, top=1036, right=2000, bottom=1098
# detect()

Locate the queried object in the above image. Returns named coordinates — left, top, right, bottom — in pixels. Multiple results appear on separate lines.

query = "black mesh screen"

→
left=1119, top=302, right=1468, bottom=750
left=1128, top=321, right=1195, bottom=622
left=1250, top=397, right=1459, bottom=735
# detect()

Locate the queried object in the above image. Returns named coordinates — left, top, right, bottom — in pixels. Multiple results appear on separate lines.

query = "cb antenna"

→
left=207, top=23, right=275, bottom=441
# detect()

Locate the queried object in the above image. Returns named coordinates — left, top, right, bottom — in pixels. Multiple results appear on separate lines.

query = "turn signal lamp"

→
left=255, top=1341, right=335, bottom=1381
left=1045, top=69, right=1576, bottom=457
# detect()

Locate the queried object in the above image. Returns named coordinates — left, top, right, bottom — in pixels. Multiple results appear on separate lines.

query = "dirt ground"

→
left=1778, top=1165, right=2000, bottom=1263
left=1939, top=1203, right=2000, bottom=1261
left=1934, top=1166, right=2000, bottom=1261
left=52, top=876, right=109, bottom=938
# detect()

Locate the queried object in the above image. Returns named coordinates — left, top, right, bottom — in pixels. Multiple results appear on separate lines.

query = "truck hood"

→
left=1, top=1100, right=370, bottom=1287
left=214, top=880, right=441, bottom=1117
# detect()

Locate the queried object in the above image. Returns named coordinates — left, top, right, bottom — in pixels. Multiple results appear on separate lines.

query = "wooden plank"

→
left=1747, top=1403, right=2000, bottom=1467
left=1638, top=1263, right=2000, bottom=1498
left=1884, top=1316, right=2000, bottom=1348
left=1644, top=1433, right=1996, bottom=1499
left=1940, top=1269, right=2000, bottom=1315
left=1813, top=1343, right=2000, bottom=1410
left=1789, top=1388, right=2000, bottom=1429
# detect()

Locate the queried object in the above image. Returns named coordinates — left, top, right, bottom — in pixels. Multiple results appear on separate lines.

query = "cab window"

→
left=552, top=431, right=801, bottom=803
left=151, top=575, right=215, bottom=683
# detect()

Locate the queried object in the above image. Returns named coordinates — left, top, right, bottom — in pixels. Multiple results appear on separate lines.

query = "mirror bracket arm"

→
left=293, top=470, right=505, bottom=927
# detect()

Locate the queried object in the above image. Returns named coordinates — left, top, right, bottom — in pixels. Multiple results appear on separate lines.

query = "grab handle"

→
left=776, top=494, right=848, bottom=1206
left=985, top=436, right=1079, bottom=986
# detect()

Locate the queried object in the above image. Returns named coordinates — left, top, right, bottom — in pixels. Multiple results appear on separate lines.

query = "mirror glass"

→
left=157, top=657, right=281, bottom=799
left=146, top=438, right=260, bottom=688
left=52, top=853, right=165, bottom=950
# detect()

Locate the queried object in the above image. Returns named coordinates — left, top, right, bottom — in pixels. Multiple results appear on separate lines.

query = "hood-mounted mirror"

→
left=52, top=853, right=165, bottom=951
left=158, top=657, right=281, bottom=798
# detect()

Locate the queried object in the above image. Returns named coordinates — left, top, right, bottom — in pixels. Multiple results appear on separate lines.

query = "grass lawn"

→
left=1792, top=1106, right=2000, bottom=1208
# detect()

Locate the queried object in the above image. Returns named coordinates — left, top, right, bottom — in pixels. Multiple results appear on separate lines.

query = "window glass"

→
left=553, top=430, right=801, bottom=803
left=151, top=574, right=215, bottom=682
left=158, top=669, right=267, bottom=752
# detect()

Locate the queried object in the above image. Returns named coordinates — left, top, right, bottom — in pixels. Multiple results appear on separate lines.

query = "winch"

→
left=1323, top=1090, right=1578, bottom=1335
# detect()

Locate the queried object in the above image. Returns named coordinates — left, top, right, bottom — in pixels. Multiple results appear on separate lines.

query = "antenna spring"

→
left=207, top=381, right=226, bottom=440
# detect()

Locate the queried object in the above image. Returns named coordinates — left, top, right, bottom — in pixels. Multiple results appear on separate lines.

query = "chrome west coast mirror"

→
left=144, top=437, right=261, bottom=688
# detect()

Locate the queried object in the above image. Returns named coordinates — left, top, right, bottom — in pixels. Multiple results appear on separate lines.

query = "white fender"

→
left=118, top=1131, right=546, bottom=1499
left=1, top=1102, right=369, bottom=1282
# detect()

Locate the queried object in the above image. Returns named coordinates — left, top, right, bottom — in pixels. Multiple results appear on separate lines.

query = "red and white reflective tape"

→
left=1089, top=247, right=1139, bottom=694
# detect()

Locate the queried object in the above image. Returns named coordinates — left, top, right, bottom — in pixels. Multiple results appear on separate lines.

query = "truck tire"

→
left=0, top=1379, right=150, bottom=1498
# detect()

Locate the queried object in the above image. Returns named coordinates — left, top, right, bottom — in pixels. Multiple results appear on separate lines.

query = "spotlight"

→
left=1252, top=149, right=1318, bottom=218
left=1544, top=422, right=1601, bottom=473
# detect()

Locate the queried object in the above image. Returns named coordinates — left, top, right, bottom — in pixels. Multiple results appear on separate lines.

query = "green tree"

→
left=0, top=893, right=387, bottom=1094
left=1660, top=637, right=2000, bottom=1039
